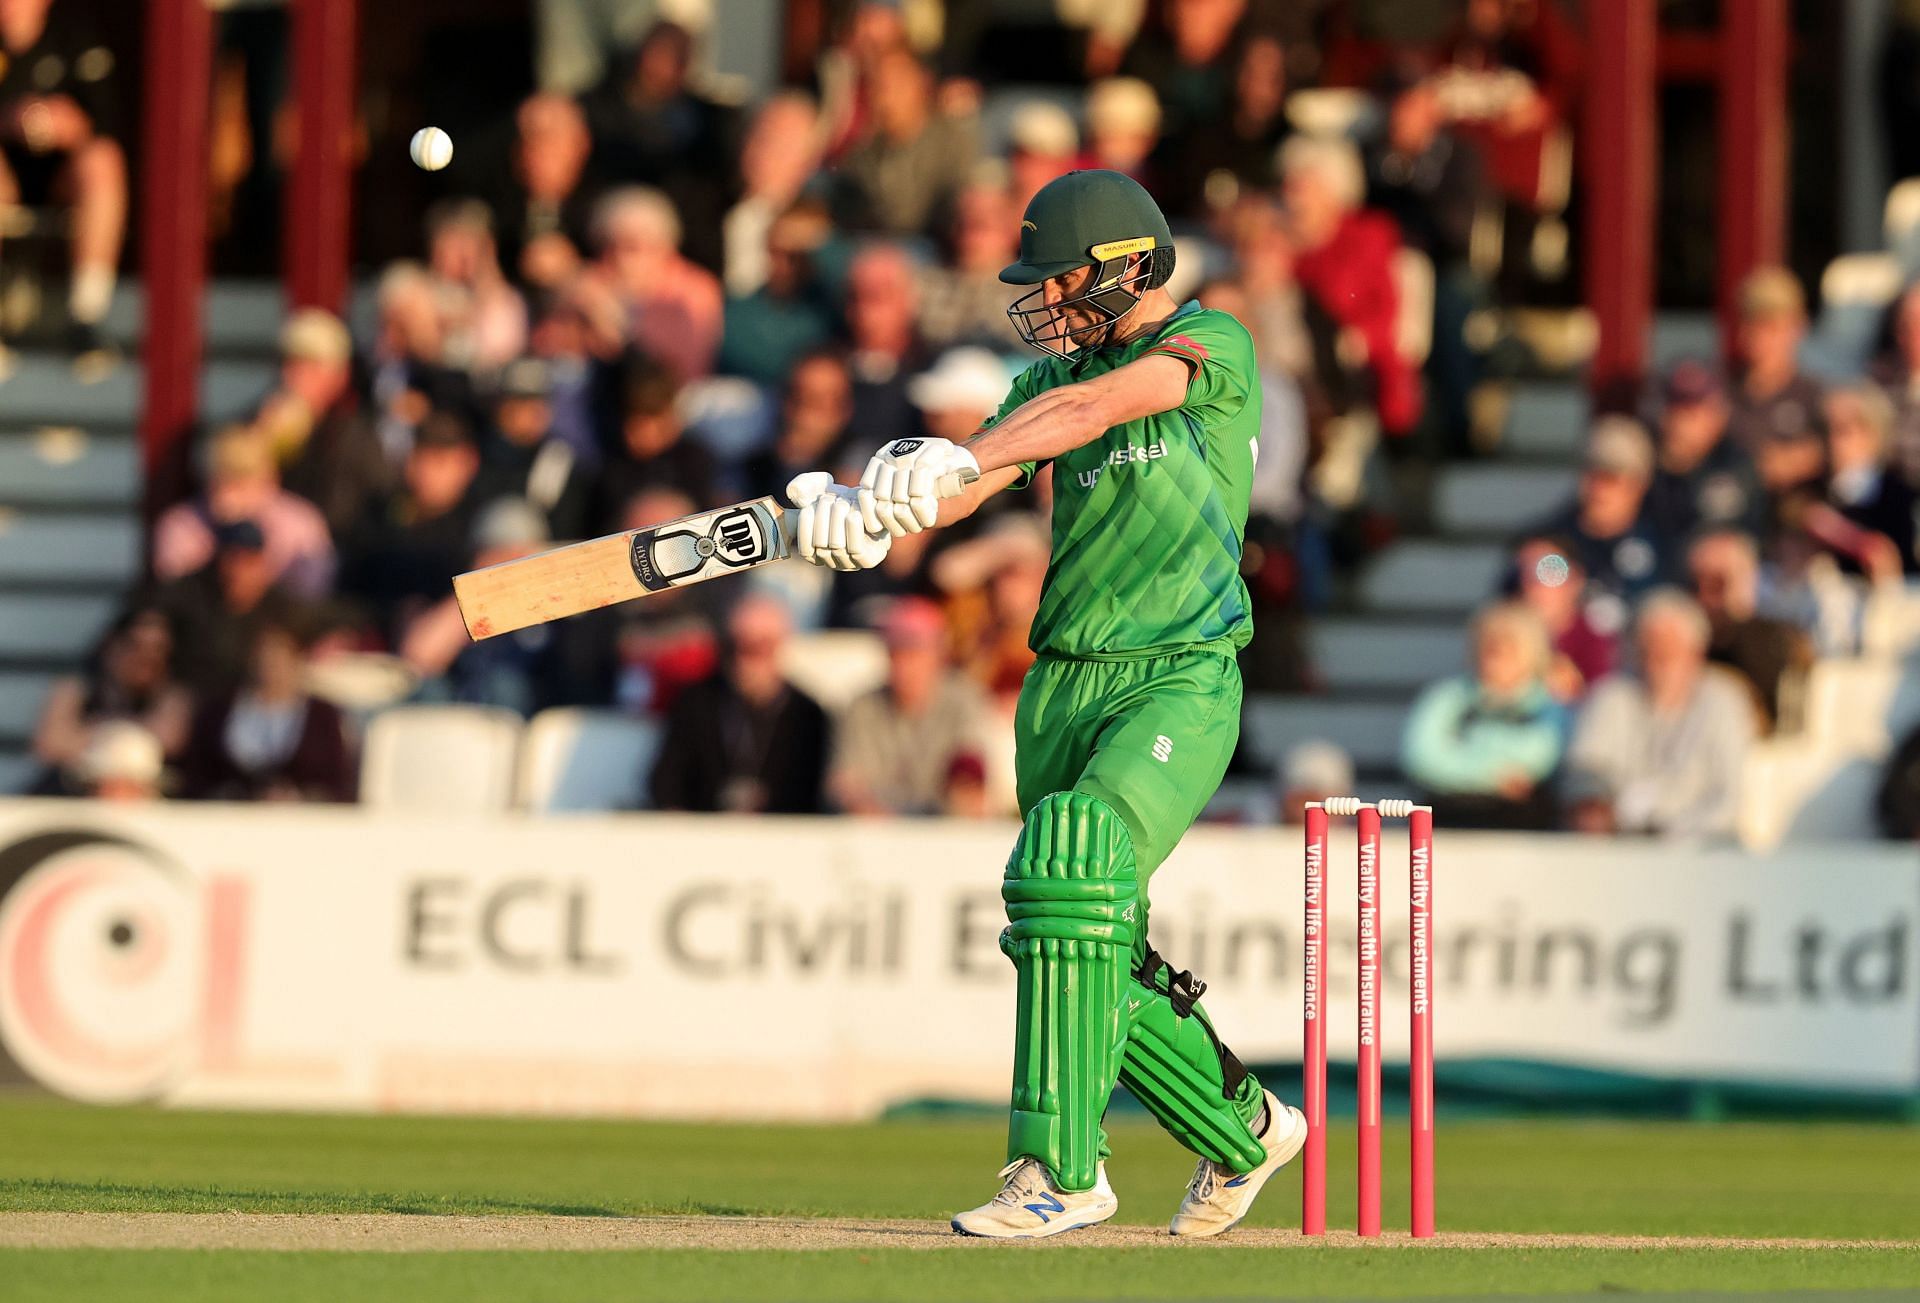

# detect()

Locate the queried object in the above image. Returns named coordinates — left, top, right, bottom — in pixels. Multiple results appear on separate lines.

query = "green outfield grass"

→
left=4, top=1092, right=1919, bottom=1300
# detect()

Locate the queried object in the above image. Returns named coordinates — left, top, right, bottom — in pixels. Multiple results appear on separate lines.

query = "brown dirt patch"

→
left=1, top=1214, right=1915, bottom=1254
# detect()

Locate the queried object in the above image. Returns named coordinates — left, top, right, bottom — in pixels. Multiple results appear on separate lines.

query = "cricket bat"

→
left=453, top=468, right=978, bottom=640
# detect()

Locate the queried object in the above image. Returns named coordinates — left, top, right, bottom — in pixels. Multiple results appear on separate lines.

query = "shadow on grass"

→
left=0, top=1178, right=627, bottom=1218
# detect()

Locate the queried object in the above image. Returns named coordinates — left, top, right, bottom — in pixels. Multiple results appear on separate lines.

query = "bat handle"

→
left=934, top=466, right=981, bottom=499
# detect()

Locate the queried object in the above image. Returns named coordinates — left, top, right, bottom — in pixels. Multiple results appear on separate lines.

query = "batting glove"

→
left=786, top=472, right=892, bottom=572
left=856, top=437, right=981, bottom=538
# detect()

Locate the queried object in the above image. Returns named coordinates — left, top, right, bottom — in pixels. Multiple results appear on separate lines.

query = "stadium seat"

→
left=0, top=671, right=55, bottom=738
left=1309, top=619, right=1467, bottom=692
left=1432, top=464, right=1578, bottom=537
left=1862, top=584, right=1920, bottom=660
left=1802, top=658, right=1903, bottom=759
left=1358, top=540, right=1508, bottom=616
left=0, top=426, right=139, bottom=508
left=358, top=705, right=523, bottom=813
left=305, top=653, right=420, bottom=714
left=1803, top=253, right=1902, bottom=379
left=517, top=708, right=662, bottom=813
left=1493, top=381, right=1588, bottom=457
left=780, top=630, right=888, bottom=713
left=1741, top=735, right=1891, bottom=848
left=1242, top=695, right=1408, bottom=773
left=0, top=593, right=117, bottom=658
left=0, top=513, right=139, bottom=584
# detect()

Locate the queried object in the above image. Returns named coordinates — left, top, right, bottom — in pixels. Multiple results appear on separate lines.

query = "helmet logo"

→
left=1088, top=235, right=1155, bottom=260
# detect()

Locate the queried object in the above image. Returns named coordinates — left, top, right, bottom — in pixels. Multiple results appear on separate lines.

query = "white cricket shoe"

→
left=1168, top=1091, right=1308, bottom=1238
left=950, top=1157, right=1118, bottom=1239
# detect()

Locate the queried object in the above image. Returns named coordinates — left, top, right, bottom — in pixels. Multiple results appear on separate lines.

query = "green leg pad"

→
left=1118, top=961, right=1268, bottom=1173
left=1002, top=791, right=1139, bottom=1192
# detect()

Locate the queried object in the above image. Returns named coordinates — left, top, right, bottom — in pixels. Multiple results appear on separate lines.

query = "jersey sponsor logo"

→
left=1159, top=334, right=1210, bottom=361
left=1076, top=439, right=1168, bottom=488
left=1152, top=735, right=1173, bottom=763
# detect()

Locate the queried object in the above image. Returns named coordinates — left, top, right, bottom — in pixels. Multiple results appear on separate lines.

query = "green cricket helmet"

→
left=999, top=169, right=1177, bottom=359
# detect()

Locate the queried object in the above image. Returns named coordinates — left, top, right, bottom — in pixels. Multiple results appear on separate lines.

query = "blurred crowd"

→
left=1393, top=264, right=1920, bottom=840
left=19, top=0, right=1920, bottom=839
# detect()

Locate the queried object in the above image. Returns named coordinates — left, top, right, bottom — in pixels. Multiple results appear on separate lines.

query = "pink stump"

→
left=1301, top=803, right=1328, bottom=1235
left=1409, top=806, right=1436, bottom=1238
left=1356, top=804, right=1382, bottom=1237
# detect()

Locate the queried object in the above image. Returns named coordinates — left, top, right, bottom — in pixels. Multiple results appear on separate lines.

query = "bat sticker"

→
left=630, top=505, right=774, bottom=591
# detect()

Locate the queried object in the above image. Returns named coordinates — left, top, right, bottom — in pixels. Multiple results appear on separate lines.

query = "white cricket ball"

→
left=1533, top=551, right=1570, bottom=588
left=409, top=127, right=453, bottom=172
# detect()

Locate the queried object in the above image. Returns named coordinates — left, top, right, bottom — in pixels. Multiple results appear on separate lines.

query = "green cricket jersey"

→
left=988, top=301, right=1261, bottom=659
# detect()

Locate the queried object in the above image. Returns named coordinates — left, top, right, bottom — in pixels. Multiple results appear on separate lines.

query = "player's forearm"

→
left=963, top=383, right=1115, bottom=473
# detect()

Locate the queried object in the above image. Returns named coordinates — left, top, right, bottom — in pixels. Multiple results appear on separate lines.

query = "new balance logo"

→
left=1152, top=735, right=1173, bottom=763
left=1024, top=1191, right=1065, bottom=1222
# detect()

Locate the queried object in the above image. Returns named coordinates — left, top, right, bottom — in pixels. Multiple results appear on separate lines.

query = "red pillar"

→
left=285, top=0, right=358, bottom=313
left=1582, top=0, right=1658, bottom=407
left=1717, top=0, right=1789, bottom=358
left=140, top=0, right=213, bottom=527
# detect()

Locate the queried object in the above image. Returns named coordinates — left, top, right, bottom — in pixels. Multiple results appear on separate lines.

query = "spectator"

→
left=943, top=751, right=992, bottom=818
left=153, top=425, right=335, bottom=599
left=1401, top=600, right=1569, bottom=829
left=588, top=185, right=724, bottom=381
left=0, top=0, right=127, bottom=361
left=1121, top=0, right=1248, bottom=144
left=31, top=608, right=191, bottom=794
left=179, top=615, right=353, bottom=802
left=1282, top=135, right=1423, bottom=437
left=593, top=354, right=716, bottom=527
left=908, top=346, right=1008, bottom=444
left=917, top=174, right=1025, bottom=351
left=650, top=593, right=830, bottom=813
left=832, top=46, right=978, bottom=235
left=1005, top=101, right=1079, bottom=212
left=1643, top=360, right=1764, bottom=543
left=494, top=92, right=598, bottom=292
left=935, top=513, right=1050, bottom=699
left=400, top=499, right=572, bottom=714
left=1816, top=383, right=1918, bottom=579
left=723, top=92, right=826, bottom=296
left=423, top=198, right=528, bottom=374
left=71, top=721, right=165, bottom=802
left=340, top=410, right=484, bottom=635
left=1509, top=534, right=1619, bottom=699
left=1687, top=529, right=1812, bottom=732
left=1084, top=78, right=1162, bottom=183
left=830, top=596, right=988, bottom=815
left=363, top=262, right=476, bottom=467
left=717, top=198, right=837, bottom=387
left=1526, top=416, right=1672, bottom=605
left=256, top=308, right=392, bottom=539
left=1365, top=69, right=1486, bottom=273
left=1728, top=267, right=1824, bottom=451
left=842, top=241, right=930, bottom=445
left=1276, top=739, right=1355, bottom=825
left=1366, top=65, right=1491, bottom=443
left=527, top=278, right=617, bottom=465
left=1564, top=589, right=1756, bottom=839
left=1869, top=281, right=1920, bottom=489
left=595, top=488, right=725, bottom=715
left=154, top=520, right=300, bottom=698
left=735, top=349, right=856, bottom=500
left=471, top=357, right=592, bottom=541
left=1155, top=31, right=1290, bottom=219
left=585, top=20, right=740, bottom=272
left=1878, top=722, right=1920, bottom=841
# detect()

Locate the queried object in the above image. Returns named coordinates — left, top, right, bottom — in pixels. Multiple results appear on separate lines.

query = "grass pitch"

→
left=3, top=1092, right=1918, bottom=1299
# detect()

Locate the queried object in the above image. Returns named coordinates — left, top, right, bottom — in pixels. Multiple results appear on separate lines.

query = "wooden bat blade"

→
left=454, top=497, right=793, bottom=640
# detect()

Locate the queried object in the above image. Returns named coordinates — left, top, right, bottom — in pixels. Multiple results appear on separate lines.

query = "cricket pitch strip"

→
left=2, top=1214, right=1914, bottom=1253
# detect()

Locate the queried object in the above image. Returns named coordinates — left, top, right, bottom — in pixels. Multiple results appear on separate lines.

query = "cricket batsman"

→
left=785, top=169, right=1306, bottom=1239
